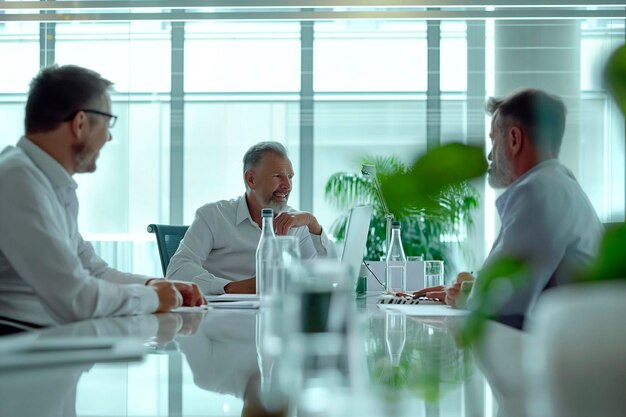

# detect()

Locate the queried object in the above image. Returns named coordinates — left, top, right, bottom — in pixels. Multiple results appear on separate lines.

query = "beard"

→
left=487, top=145, right=515, bottom=189
left=73, top=141, right=98, bottom=173
left=264, top=198, right=288, bottom=215
left=255, top=192, right=288, bottom=215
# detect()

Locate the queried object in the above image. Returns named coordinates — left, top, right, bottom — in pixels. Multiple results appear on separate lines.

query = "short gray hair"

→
left=486, top=88, right=567, bottom=157
left=242, top=141, right=288, bottom=173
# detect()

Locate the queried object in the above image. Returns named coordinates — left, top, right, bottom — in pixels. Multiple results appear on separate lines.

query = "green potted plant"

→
left=324, top=155, right=480, bottom=277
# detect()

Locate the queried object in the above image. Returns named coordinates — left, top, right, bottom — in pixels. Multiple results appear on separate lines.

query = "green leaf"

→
left=458, top=256, right=530, bottom=347
left=380, top=143, right=487, bottom=215
left=605, top=43, right=626, bottom=117
left=582, top=223, right=626, bottom=282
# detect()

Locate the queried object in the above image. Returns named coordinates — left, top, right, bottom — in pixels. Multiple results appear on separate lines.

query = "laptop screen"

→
left=340, top=205, right=373, bottom=282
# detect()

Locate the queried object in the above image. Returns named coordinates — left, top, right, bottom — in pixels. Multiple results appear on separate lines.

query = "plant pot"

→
left=525, top=281, right=626, bottom=417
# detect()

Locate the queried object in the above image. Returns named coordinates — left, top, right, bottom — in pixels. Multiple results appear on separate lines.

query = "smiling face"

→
left=73, top=94, right=112, bottom=174
left=487, top=113, right=516, bottom=189
left=246, top=151, right=294, bottom=214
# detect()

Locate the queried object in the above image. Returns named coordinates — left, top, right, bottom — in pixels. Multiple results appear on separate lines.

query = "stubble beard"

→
left=487, top=146, right=515, bottom=189
left=73, top=142, right=97, bottom=173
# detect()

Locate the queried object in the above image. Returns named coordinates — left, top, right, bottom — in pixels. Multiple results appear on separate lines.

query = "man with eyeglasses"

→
left=0, top=65, right=204, bottom=335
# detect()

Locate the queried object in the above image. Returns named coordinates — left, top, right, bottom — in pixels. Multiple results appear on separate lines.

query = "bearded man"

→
left=416, top=89, right=603, bottom=329
left=166, top=141, right=336, bottom=294
left=0, top=65, right=204, bottom=335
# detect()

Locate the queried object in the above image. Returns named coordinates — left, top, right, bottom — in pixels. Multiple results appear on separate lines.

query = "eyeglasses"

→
left=64, top=109, right=118, bottom=129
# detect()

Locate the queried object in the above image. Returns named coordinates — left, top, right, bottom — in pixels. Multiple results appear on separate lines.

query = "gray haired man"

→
left=167, top=141, right=336, bottom=294
left=0, top=65, right=204, bottom=335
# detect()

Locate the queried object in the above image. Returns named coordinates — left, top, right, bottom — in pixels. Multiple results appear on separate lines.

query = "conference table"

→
left=0, top=295, right=526, bottom=417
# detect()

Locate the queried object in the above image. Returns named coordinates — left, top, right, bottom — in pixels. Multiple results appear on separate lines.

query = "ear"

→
left=244, top=169, right=255, bottom=190
left=69, top=111, right=89, bottom=144
left=508, top=126, right=524, bottom=156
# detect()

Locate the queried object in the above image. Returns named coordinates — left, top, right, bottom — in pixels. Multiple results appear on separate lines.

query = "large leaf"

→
left=605, top=43, right=626, bottom=116
left=459, top=256, right=530, bottom=347
left=380, top=143, right=487, bottom=215
left=582, top=223, right=626, bottom=282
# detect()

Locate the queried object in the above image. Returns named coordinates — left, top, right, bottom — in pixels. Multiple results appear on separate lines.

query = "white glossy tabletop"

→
left=0, top=295, right=525, bottom=417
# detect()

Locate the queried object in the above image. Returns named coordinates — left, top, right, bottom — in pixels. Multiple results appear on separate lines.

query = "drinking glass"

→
left=272, top=236, right=300, bottom=296
left=281, top=260, right=354, bottom=413
left=424, top=260, right=444, bottom=287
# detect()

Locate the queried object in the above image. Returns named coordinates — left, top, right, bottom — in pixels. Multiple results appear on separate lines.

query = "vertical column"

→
left=466, top=21, right=487, bottom=270
left=427, top=20, right=441, bottom=151
left=300, top=21, right=314, bottom=212
left=39, top=4, right=55, bottom=68
left=168, top=23, right=186, bottom=417
left=170, top=22, right=185, bottom=225
left=494, top=20, right=581, bottom=173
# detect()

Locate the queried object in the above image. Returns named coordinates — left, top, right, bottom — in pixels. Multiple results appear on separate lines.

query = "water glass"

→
left=424, top=260, right=444, bottom=288
left=407, top=255, right=424, bottom=262
left=280, top=260, right=354, bottom=412
left=270, top=236, right=300, bottom=298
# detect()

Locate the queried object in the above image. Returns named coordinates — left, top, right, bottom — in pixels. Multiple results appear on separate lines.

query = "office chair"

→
left=147, top=224, right=190, bottom=275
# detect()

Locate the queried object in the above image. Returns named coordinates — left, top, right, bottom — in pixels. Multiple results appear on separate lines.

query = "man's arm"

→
left=0, top=168, right=163, bottom=323
left=77, top=234, right=204, bottom=306
left=274, top=211, right=338, bottom=258
left=224, top=277, right=256, bottom=294
left=467, top=183, right=567, bottom=317
left=165, top=208, right=233, bottom=295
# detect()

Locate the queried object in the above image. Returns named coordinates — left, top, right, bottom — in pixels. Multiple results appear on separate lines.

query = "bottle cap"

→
left=261, top=208, right=273, bottom=217
left=391, top=220, right=401, bottom=228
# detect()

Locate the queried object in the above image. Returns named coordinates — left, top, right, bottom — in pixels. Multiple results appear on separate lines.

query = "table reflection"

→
left=177, top=311, right=258, bottom=399
left=0, top=298, right=529, bottom=417
left=366, top=312, right=474, bottom=405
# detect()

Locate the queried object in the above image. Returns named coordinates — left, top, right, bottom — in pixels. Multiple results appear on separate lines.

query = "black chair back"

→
left=147, top=224, right=189, bottom=275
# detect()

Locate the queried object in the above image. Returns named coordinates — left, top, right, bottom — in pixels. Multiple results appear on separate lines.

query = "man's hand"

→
left=224, top=277, right=256, bottom=294
left=413, top=272, right=474, bottom=307
left=171, top=281, right=206, bottom=306
left=443, top=272, right=474, bottom=307
left=150, top=280, right=183, bottom=313
left=413, top=285, right=446, bottom=303
left=274, top=211, right=322, bottom=236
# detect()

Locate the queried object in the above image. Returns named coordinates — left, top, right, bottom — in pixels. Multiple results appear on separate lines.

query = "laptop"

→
left=340, top=205, right=373, bottom=286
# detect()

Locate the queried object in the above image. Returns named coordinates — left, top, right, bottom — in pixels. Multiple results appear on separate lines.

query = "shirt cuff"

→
left=192, top=276, right=231, bottom=295
left=311, top=230, right=326, bottom=248
left=137, top=285, right=160, bottom=313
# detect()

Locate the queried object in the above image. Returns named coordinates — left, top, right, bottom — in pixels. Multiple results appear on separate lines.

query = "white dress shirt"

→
left=471, top=159, right=603, bottom=322
left=166, top=195, right=336, bottom=294
left=0, top=137, right=159, bottom=327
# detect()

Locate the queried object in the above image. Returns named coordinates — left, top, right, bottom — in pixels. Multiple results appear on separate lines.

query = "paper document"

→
left=205, top=294, right=259, bottom=302
left=171, top=305, right=209, bottom=312
left=379, top=304, right=470, bottom=316
left=209, top=300, right=260, bottom=310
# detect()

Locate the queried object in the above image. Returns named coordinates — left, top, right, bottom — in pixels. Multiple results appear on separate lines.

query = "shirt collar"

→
left=17, top=136, right=77, bottom=191
left=236, top=194, right=254, bottom=226
left=495, top=158, right=560, bottom=215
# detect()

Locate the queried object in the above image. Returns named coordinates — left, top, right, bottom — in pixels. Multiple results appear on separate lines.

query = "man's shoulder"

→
left=0, top=146, right=39, bottom=183
left=0, top=145, right=27, bottom=170
left=197, top=196, right=241, bottom=212
left=195, top=196, right=242, bottom=223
